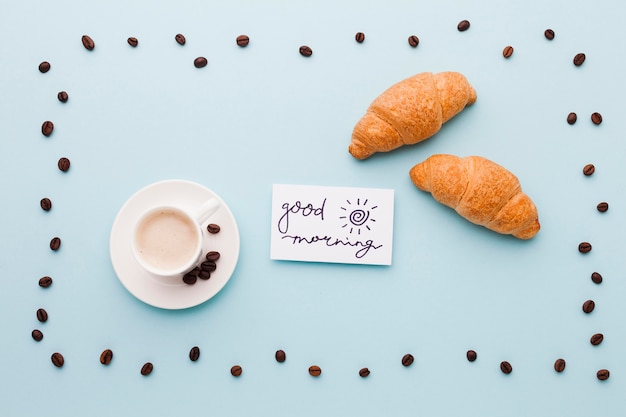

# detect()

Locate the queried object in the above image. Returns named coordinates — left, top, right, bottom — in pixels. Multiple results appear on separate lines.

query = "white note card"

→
left=270, top=184, right=394, bottom=265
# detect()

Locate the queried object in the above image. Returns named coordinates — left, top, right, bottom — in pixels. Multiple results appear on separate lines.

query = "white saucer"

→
left=109, top=180, right=240, bottom=309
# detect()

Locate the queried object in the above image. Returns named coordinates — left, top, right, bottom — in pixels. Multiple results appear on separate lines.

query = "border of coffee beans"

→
left=34, top=26, right=611, bottom=381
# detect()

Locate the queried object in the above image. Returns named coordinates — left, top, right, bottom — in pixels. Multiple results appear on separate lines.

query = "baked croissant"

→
left=349, top=71, right=477, bottom=160
left=410, top=154, right=540, bottom=239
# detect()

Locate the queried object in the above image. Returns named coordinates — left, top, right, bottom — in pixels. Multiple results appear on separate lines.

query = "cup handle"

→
left=193, top=198, right=220, bottom=226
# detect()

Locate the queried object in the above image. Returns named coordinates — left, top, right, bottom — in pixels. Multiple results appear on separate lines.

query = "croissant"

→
left=349, top=71, right=477, bottom=160
left=409, top=154, right=540, bottom=239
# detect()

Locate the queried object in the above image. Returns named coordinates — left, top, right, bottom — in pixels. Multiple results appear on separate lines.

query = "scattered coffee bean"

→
left=590, top=333, right=604, bottom=346
left=58, top=157, right=71, bottom=172
left=175, top=34, right=186, bottom=45
left=198, top=270, right=211, bottom=280
left=205, top=251, right=220, bottom=261
left=554, top=358, right=566, bottom=373
left=32, top=329, right=44, bottom=341
left=183, top=273, right=197, bottom=285
left=502, top=45, right=514, bottom=58
left=36, top=308, right=48, bottom=323
left=567, top=112, right=577, bottom=125
left=299, top=45, right=313, bottom=57
left=500, top=361, right=513, bottom=374
left=582, top=164, right=595, bottom=176
left=275, top=349, right=286, bottom=363
left=40, top=198, right=52, bottom=211
left=457, top=20, right=470, bottom=32
left=401, top=353, right=414, bottom=367
left=207, top=223, right=221, bottom=234
left=466, top=350, right=477, bottom=362
left=355, top=32, right=365, bottom=43
left=408, top=35, right=419, bottom=47
left=127, top=37, right=139, bottom=47
left=82, top=35, right=95, bottom=51
left=201, top=260, right=216, bottom=272
left=236, top=35, right=249, bottom=47
left=597, top=202, right=609, bottom=212
left=57, top=91, right=69, bottom=103
left=141, top=362, right=153, bottom=376
left=231, top=365, right=243, bottom=377
left=578, top=242, right=592, bottom=253
left=582, top=299, right=595, bottom=314
left=591, top=112, right=603, bottom=125
left=309, top=365, right=322, bottom=377
left=50, top=237, right=61, bottom=251
left=359, top=367, right=371, bottom=377
left=51, top=352, right=65, bottom=368
left=100, top=349, right=113, bottom=365
left=591, top=272, right=603, bottom=284
left=544, top=29, right=555, bottom=40
left=189, top=346, right=200, bottom=362
left=573, top=53, right=585, bottom=66
left=194, top=57, right=208, bottom=68
left=39, top=276, right=53, bottom=288
left=597, top=369, right=610, bottom=381
left=41, top=121, right=54, bottom=137
left=39, top=61, right=51, bottom=73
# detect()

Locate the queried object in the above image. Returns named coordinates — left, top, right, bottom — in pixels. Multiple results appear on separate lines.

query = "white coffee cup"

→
left=131, top=199, right=220, bottom=278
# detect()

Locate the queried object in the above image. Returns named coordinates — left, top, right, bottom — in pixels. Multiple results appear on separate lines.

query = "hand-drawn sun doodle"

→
left=340, top=198, right=377, bottom=235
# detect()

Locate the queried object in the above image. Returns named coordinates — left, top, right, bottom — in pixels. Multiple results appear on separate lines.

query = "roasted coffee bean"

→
left=275, top=349, right=286, bottom=363
left=175, top=34, right=186, bottom=45
left=39, top=61, right=51, bottom=73
left=182, top=273, right=197, bottom=285
left=36, top=308, right=48, bottom=323
left=359, top=367, right=371, bottom=377
left=457, top=20, right=470, bottom=31
left=201, top=260, right=216, bottom=272
left=189, top=267, right=200, bottom=276
left=51, top=352, right=65, bottom=368
left=567, top=112, right=577, bottom=125
left=57, top=91, right=69, bottom=103
left=583, top=164, right=595, bottom=176
left=355, top=32, right=365, bottom=43
left=82, top=35, right=95, bottom=50
left=236, top=35, right=249, bottom=47
left=590, top=333, right=604, bottom=346
left=39, top=276, right=53, bottom=288
left=194, top=57, right=208, bottom=68
left=597, top=369, right=610, bottom=381
left=500, top=361, right=513, bottom=374
left=308, top=365, right=322, bottom=377
left=231, top=365, right=243, bottom=377
left=573, top=53, right=585, bottom=66
left=197, top=270, right=210, bottom=280
left=32, top=329, right=44, bottom=341
left=544, top=29, right=555, bottom=40
left=50, top=237, right=61, bottom=251
left=205, top=251, right=220, bottom=261
left=100, top=349, right=113, bottom=365
left=299, top=45, right=313, bottom=57
left=141, top=362, right=153, bottom=376
left=207, top=223, right=221, bottom=234
left=466, top=350, right=477, bottom=362
left=58, top=157, right=71, bottom=172
left=591, top=272, right=603, bottom=284
left=189, top=346, right=200, bottom=362
left=408, top=35, right=419, bottom=47
left=42, top=121, right=54, bottom=137
left=502, top=45, right=514, bottom=58
left=127, top=37, right=138, bottom=47
left=554, top=358, right=566, bottom=373
left=578, top=242, right=592, bottom=254
left=40, top=198, right=52, bottom=211
left=597, top=202, right=609, bottom=212
left=582, top=299, right=595, bottom=313
left=591, top=112, right=603, bottom=125
left=401, top=353, right=414, bottom=367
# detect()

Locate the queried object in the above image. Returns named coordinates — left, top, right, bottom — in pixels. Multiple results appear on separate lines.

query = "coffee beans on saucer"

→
left=182, top=273, right=197, bottom=285
left=206, top=251, right=220, bottom=261
left=207, top=223, right=220, bottom=234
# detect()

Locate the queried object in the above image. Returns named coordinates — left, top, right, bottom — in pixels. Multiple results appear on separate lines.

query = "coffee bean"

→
left=299, top=45, right=313, bottom=57
left=36, top=308, right=48, bottom=323
left=189, top=266, right=200, bottom=276
left=544, top=29, right=555, bottom=40
left=591, top=272, right=603, bottom=284
left=591, top=112, right=603, bottom=125
left=500, top=361, right=513, bottom=374
left=57, top=91, right=69, bottom=103
left=457, top=20, right=470, bottom=32
left=82, top=35, right=95, bottom=51
left=50, top=237, right=61, bottom=251
left=207, top=223, right=221, bottom=234
left=41, top=121, right=54, bottom=137
left=597, top=202, right=609, bottom=212
left=590, top=333, right=604, bottom=346
left=567, top=112, right=577, bottom=125
left=194, top=57, right=208, bottom=68
left=198, top=270, right=211, bottom=280
left=100, top=349, right=113, bottom=365
left=583, top=164, right=595, bottom=176
left=201, top=260, right=216, bottom=272
left=275, top=349, right=286, bottom=363
left=308, top=365, right=322, bottom=377
left=39, top=276, right=53, bottom=288
left=231, top=365, right=242, bottom=377
left=401, top=353, right=414, bottom=367
left=466, top=350, right=477, bottom=362
left=189, top=346, right=200, bottom=362
left=582, top=299, right=595, bottom=314
left=573, top=53, right=585, bottom=66
left=205, top=251, right=220, bottom=261
left=578, top=242, right=592, bottom=253
left=236, top=35, right=250, bottom=47
left=355, top=32, right=365, bottom=43
left=175, top=34, right=186, bottom=45
left=58, top=157, right=71, bottom=172
left=141, top=362, right=153, bottom=376
left=502, top=45, right=514, bottom=58
left=127, top=37, right=139, bottom=47
left=183, top=273, right=197, bottom=285
left=32, top=329, right=44, bottom=341
left=39, top=61, right=51, bottom=73
left=40, top=198, right=52, bottom=211
left=597, top=369, right=610, bottom=381
left=51, top=352, right=65, bottom=368
left=359, top=367, right=371, bottom=377
left=408, top=35, right=419, bottom=47
left=554, top=358, right=566, bottom=373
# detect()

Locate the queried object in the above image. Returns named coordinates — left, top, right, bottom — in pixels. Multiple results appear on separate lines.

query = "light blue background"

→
left=1, top=0, right=624, bottom=416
